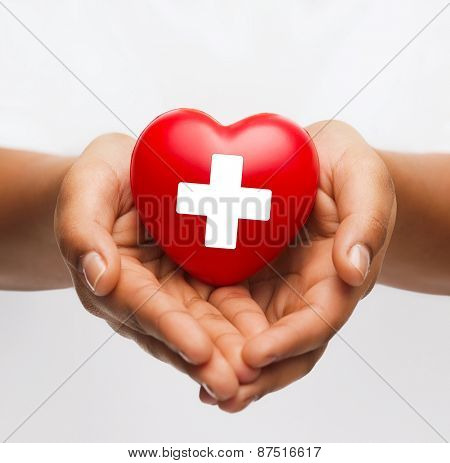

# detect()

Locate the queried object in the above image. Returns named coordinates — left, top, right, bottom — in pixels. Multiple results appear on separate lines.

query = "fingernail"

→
left=178, top=350, right=194, bottom=365
left=80, top=252, right=106, bottom=295
left=349, top=244, right=370, bottom=281
left=201, top=393, right=218, bottom=406
left=202, top=383, right=218, bottom=400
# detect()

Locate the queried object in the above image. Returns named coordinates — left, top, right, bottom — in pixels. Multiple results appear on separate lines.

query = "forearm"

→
left=378, top=150, right=450, bottom=295
left=0, top=147, right=74, bottom=290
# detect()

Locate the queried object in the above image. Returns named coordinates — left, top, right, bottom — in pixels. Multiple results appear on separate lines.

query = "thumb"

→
left=55, top=156, right=123, bottom=296
left=332, top=146, right=396, bottom=287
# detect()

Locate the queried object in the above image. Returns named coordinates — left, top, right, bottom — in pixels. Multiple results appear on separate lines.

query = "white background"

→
left=0, top=0, right=449, bottom=442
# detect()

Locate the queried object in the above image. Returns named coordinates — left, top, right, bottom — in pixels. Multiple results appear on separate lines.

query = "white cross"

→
left=176, top=154, right=272, bottom=249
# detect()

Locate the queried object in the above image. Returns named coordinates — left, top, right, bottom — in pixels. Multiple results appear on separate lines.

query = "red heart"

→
left=130, top=109, right=319, bottom=286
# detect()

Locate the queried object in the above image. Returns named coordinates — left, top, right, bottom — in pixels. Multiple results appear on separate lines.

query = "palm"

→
left=103, top=190, right=270, bottom=397
left=200, top=134, right=373, bottom=411
left=109, top=167, right=353, bottom=408
left=252, top=145, right=352, bottom=315
left=107, top=130, right=358, bottom=402
left=238, top=130, right=368, bottom=375
left=68, top=124, right=394, bottom=410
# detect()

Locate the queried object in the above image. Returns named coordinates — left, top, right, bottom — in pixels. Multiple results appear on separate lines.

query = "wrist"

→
left=375, top=149, right=450, bottom=294
left=0, top=149, right=76, bottom=289
left=29, top=154, right=76, bottom=288
left=33, top=154, right=76, bottom=238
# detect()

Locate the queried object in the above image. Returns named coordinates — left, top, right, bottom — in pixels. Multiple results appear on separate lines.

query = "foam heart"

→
left=131, top=109, right=318, bottom=285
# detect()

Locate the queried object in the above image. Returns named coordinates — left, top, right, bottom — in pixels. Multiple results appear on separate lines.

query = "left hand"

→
left=199, top=120, right=397, bottom=412
left=55, top=133, right=270, bottom=401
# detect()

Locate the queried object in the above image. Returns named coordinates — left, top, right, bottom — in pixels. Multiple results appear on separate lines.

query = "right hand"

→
left=208, top=120, right=397, bottom=412
left=54, top=133, right=268, bottom=401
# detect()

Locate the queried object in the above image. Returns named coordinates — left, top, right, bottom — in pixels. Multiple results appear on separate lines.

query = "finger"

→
left=109, top=320, right=238, bottom=401
left=243, top=276, right=356, bottom=367
left=209, top=286, right=270, bottom=339
left=164, top=273, right=262, bottom=383
left=331, top=145, right=396, bottom=286
left=55, top=134, right=135, bottom=296
left=212, top=331, right=260, bottom=384
left=102, top=255, right=214, bottom=365
left=199, top=386, right=218, bottom=405
left=164, top=277, right=261, bottom=384
left=192, top=348, right=240, bottom=400
left=218, top=347, right=325, bottom=413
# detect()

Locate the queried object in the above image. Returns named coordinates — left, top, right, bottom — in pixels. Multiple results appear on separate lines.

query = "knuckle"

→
left=366, top=213, right=388, bottom=246
left=307, top=119, right=353, bottom=136
left=86, top=132, right=134, bottom=150
left=348, top=211, right=389, bottom=253
left=83, top=133, right=135, bottom=161
left=326, top=119, right=353, bottom=132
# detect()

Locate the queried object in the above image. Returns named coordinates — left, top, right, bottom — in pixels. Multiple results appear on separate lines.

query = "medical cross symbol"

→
left=176, top=154, right=272, bottom=249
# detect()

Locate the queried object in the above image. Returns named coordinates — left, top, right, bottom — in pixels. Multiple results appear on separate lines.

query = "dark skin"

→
left=56, top=121, right=397, bottom=412
left=1, top=121, right=448, bottom=412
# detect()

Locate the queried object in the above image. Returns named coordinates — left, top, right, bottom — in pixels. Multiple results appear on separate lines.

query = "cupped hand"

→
left=200, top=120, right=397, bottom=412
left=54, top=120, right=396, bottom=412
left=54, top=133, right=269, bottom=401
